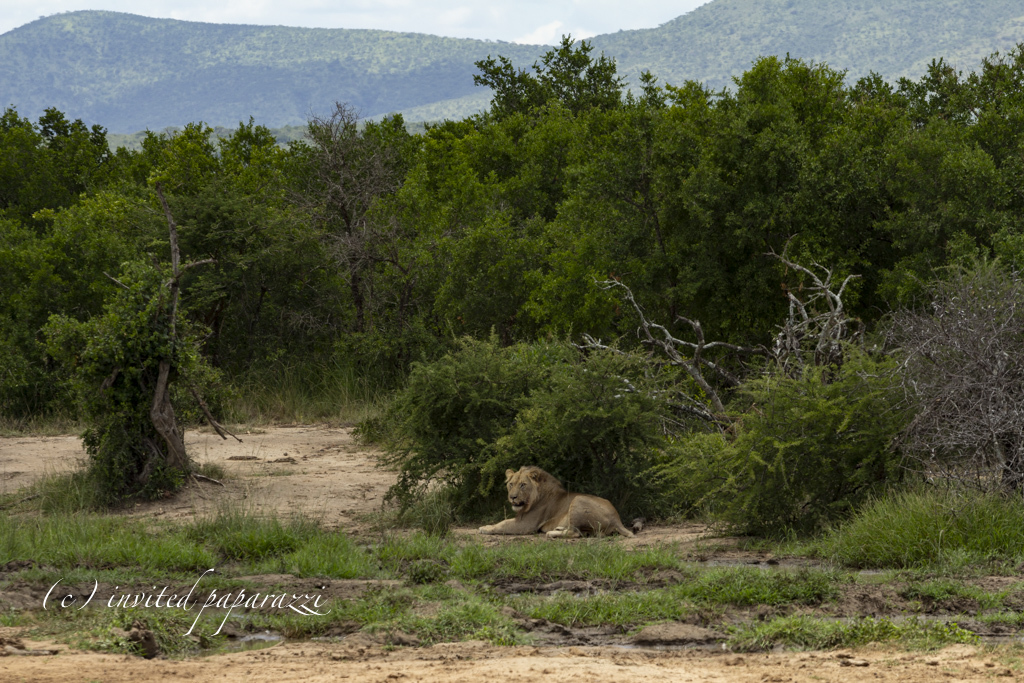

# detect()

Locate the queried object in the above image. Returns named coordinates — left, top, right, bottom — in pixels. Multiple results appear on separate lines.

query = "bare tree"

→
left=769, top=248, right=863, bottom=375
left=584, top=250, right=863, bottom=427
left=584, top=279, right=766, bottom=425
left=297, top=103, right=410, bottom=333
left=890, top=260, right=1024, bottom=493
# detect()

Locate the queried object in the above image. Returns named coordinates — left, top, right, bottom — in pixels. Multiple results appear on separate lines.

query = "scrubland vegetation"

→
left=4, top=36, right=1024, bottom=657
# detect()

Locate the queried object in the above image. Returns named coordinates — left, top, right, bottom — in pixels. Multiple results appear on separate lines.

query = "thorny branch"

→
left=889, top=262, right=1024, bottom=492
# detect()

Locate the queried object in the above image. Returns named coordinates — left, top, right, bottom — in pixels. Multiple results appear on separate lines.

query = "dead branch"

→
left=181, top=258, right=216, bottom=272
left=592, top=279, right=768, bottom=422
left=891, top=261, right=1024, bottom=492
left=189, top=386, right=242, bottom=442
left=103, top=272, right=130, bottom=290
left=768, top=246, right=862, bottom=374
left=191, top=473, right=225, bottom=486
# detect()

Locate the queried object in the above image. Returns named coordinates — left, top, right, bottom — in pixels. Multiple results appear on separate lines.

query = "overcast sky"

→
left=2, top=1, right=713, bottom=43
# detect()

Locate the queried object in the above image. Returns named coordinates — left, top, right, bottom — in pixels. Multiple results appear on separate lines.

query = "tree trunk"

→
left=150, top=360, right=189, bottom=473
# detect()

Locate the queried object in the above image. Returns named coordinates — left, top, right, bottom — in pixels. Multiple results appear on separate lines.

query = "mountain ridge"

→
left=3, top=2, right=1024, bottom=132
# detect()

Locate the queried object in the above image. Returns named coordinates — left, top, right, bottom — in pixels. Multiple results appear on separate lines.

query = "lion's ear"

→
left=526, top=470, right=540, bottom=483
left=505, top=469, right=515, bottom=481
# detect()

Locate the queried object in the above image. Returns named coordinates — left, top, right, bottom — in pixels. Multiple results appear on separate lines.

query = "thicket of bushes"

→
left=373, top=336, right=912, bottom=534
left=4, top=37, right=1024, bottom=531
left=372, top=336, right=673, bottom=519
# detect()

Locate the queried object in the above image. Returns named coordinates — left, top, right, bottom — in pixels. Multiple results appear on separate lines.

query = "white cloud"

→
left=515, top=20, right=565, bottom=46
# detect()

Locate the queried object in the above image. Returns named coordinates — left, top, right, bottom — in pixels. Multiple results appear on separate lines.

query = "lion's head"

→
left=504, top=466, right=563, bottom=514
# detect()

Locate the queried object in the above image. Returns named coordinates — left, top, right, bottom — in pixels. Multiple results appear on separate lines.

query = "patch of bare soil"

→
left=0, top=426, right=395, bottom=529
left=2, top=427, right=1024, bottom=682
left=2, top=638, right=1019, bottom=682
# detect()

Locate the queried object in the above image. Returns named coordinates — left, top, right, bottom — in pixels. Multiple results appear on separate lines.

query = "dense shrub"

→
left=44, top=262, right=220, bottom=504
left=654, top=350, right=906, bottom=535
left=377, top=336, right=673, bottom=518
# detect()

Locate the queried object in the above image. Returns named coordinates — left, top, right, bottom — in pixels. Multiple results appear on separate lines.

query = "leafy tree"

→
left=654, top=351, right=904, bottom=536
left=0, top=193, right=145, bottom=416
left=474, top=35, right=624, bottom=118
left=132, top=120, right=345, bottom=373
left=43, top=187, right=223, bottom=504
left=380, top=337, right=671, bottom=518
left=0, top=107, right=110, bottom=227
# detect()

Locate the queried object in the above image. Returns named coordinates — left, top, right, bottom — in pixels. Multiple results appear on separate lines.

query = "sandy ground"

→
left=0, top=426, right=394, bottom=529
left=3, top=635, right=1019, bottom=682
left=1, top=427, right=1022, bottom=682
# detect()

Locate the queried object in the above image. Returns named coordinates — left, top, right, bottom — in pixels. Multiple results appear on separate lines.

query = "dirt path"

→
left=1, top=428, right=1022, bottom=682
left=2, top=637, right=1017, bottom=682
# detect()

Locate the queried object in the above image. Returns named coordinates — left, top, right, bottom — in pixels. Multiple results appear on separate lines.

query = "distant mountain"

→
left=0, top=11, right=542, bottom=131
left=594, top=0, right=1024, bottom=90
left=2, top=2, right=1024, bottom=132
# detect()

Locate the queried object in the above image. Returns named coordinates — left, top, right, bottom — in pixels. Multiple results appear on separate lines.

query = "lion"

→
left=478, top=466, right=634, bottom=538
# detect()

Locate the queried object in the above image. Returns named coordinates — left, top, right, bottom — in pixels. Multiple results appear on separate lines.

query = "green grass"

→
left=1, top=469, right=106, bottom=514
left=975, top=612, right=1024, bottom=629
left=224, top=361, right=387, bottom=426
left=241, top=584, right=525, bottom=646
left=0, top=513, right=215, bottom=572
left=518, top=589, right=695, bottom=627
left=369, top=532, right=683, bottom=583
left=681, top=566, right=843, bottom=605
left=2, top=502, right=1022, bottom=656
left=0, top=411, right=80, bottom=437
left=818, top=487, right=1024, bottom=570
left=185, top=509, right=321, bottom=562
left=0, top=463, right=229, bottom=515
left=728, top=615, right=980, bottom=652
left=897, top=579, right=1021, bottom=611
left=514, top=567, right=843, bottom=628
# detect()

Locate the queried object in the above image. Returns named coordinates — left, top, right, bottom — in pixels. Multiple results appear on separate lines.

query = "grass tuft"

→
left=729, top=615, right=979, bottom=652
left=820, top=487, right=1024, bottom=569
left=185, top=509, right=320, bottom=562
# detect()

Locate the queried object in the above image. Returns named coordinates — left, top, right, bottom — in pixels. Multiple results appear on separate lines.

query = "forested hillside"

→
left=3, top=1, right=1024, bottom=131
left=597, top=0, right=1024, bottom=88
left=0, top=11, right=541, bottom=131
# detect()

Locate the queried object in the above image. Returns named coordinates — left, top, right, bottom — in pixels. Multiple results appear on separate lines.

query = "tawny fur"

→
left=478, top=466, right=634, bottom=538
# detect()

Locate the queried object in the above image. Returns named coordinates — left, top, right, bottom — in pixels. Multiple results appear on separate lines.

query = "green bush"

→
left=654, top=350, right=906, bottom=535
left=378, top=336, right=672, bottom=518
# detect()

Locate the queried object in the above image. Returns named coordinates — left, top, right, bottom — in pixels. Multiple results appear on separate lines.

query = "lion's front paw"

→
left=478, top=525, right=494, bottom=534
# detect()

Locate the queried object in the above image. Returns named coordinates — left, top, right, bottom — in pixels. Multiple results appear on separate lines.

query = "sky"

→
left=1, top=1, right=713, bottom=43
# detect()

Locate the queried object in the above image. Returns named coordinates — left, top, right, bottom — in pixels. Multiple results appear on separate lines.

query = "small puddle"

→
left=698, top=559, right=822, bottom=570
left=978, top=635, right=1024, bottom=645
left=220, top=630, right=284, bottom=652
left=611, top=643, right=724, bottom=652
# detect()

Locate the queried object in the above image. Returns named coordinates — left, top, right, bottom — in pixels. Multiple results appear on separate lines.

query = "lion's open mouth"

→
left=510, top=501, right=524, bottom=511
